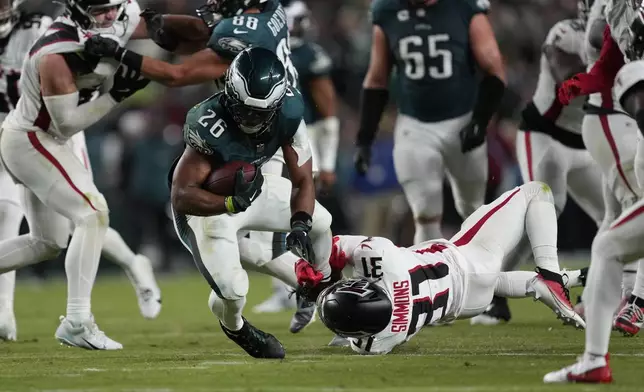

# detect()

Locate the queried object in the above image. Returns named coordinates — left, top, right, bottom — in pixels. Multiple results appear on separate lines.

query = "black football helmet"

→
left=316, top=278, right=392, bottom=338
left=66, top=0, right=128, bottom=30
left=0, top=0, right=23, bottom=38
left=197, top=0, right=268, bottom=29
left=223, top=46, right=287, bottom=135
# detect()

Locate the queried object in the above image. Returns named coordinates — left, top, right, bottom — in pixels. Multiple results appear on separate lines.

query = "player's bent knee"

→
left=74, top=195, right=110, bottom=229
left=311, top=203, right=332, bottom=235
left=216, top=267, right=249, bottom=300
left=522, top=181, right=555, bottom=204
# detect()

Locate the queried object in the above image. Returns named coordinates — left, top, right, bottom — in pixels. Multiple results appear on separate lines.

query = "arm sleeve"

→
left=43, top=92, right=117, bottom=138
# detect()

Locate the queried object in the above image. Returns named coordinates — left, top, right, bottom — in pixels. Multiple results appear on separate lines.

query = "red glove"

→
left=295, top=259, right=324, bottom=287
left=329, top=236, right=349, bottom=272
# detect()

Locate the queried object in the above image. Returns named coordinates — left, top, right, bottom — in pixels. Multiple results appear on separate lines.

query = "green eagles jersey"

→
left=208, top=0, right=299, bottom=88
left=290, top=37, right=333, bottom=125
left=371, top=0, right=489, bottom=122
left=182, top=89, right=304, bottom=168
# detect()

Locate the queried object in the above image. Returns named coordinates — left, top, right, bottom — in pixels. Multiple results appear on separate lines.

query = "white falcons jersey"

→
left=532, top=19, right=587, bottom=134
left=0, top=14, right=52, bottom=123
left=331, top=235, right=464, bottom=355
left=2, top=1, right=142, bottom=140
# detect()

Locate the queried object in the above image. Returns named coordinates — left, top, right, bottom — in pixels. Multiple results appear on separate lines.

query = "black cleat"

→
left=220, top=317, right=285, bottom=359
left=289, top=293, right=316, bottom=333
left=470, top=295, right=512, bottom=326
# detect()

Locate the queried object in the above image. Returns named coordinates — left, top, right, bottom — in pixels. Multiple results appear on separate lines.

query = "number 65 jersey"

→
left=331, top=235, right=465, bottom=355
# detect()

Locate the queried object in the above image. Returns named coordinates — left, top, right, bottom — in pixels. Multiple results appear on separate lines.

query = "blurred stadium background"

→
left=19, top=0, right=594, bottom=279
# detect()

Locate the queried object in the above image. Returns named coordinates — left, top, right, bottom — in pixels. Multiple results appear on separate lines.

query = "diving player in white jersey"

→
left=0, top=0, right=162, bottom=342
left=296, top=181, right=586, bottom=355
left=0, top=0, right=204, bottom=348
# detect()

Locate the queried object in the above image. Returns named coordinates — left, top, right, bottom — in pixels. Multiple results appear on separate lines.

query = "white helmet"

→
left=65, top=0, right=128, bottom=31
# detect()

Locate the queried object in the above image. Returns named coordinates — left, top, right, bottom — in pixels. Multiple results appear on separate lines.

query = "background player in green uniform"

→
left=353, top=0, right=507, bottom=245
left=253, top=0, right=341, bottom=318
left=85, top=0, right=320, bottom=331
left=169, top=47, right=333, bottom=358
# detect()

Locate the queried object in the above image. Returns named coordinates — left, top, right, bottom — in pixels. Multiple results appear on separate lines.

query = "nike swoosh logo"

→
left=81, top=337, right=101, bottom=350
left=233, top=29, right=248, bottom=34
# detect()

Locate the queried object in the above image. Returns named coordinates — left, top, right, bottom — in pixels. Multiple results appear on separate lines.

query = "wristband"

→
left=116, top=48, right=144, bottom=72
left=224, top=196, right=236, bottom=213
left=290, top=211, right=312, bottom=231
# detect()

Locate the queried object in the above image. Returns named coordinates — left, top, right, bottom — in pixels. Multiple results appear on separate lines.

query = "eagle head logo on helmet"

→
left=223, top=46, right=287, bottom=136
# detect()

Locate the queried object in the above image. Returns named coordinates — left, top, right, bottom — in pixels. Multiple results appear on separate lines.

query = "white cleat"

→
left=253, top=293, right=296, bottom=314
left=470, top=313, right=502, bottom=326
left=528, top=275, right=586, bottom=329
left=328, top=335, right=350, bottom=347
left=0, top=310, right=17, bottom=341
left=126, top=255, right=162, bottom=319
left=55, top=316, right=123, bottom=350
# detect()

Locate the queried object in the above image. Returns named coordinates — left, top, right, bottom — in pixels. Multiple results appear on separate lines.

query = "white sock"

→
left=413, top=220, right=442, bottom=244
left=102, top=227, right=136, bottom=270
left=632, top=260, right=644, bottom=299
left=209, top=291, right=245, bottom=331
left=526, top=199, right=560, bottom=274
left=260, top=252, right=298, bottom=288
left=585, top=241, right=623, bottom=356
left=562, top=269, right=584, bottom=288
left=0, top=202, right=22, bottom=312
left=65, top=214, right=107, bottom=323
left=495, top=271, right=537, bottom=297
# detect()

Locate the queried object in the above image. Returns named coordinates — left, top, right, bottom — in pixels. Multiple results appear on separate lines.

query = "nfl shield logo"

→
left=257, top=143, right=265, bottom=153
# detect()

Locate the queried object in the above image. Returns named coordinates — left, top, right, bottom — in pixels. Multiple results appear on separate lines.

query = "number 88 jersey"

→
left=370, top=0, right=488, bottom=124
left=338, top=236, right=462, bottom=355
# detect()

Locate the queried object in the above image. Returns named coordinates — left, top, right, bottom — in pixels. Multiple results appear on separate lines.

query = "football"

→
left=202, top=161, right=257, bottom=196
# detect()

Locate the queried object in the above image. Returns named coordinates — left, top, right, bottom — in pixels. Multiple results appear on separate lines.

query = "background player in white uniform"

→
left=577, top=0, right=644, bottom=324
left=472, top=4, right=604, bottom=326
left=0, top=0, right=200, bottom=349
left=296, top=182, right=585, bottom=354
left=545, top=0, right=644, bottom=382
left=0, top=0, right=162, bottom=342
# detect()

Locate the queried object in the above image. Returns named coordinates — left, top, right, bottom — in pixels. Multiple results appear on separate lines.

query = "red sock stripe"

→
left=27, top=132, right=97, bottom=211
left=453, top=188, right=521, bottom=247
left=599, top=114, right=638, bottom=198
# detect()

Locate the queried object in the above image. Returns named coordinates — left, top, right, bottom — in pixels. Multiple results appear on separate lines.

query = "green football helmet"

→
left=223, top=46, right=288, bottom=135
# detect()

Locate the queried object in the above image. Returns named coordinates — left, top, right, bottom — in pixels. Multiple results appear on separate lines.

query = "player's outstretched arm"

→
left=84, top=36, right=230, bottom=87
left=354, top=25, right=392, bottom=175
left=309, top=75, right=339, bottom=187
left=39, top=54, right=119, bottom=138
left=132, top=9, right=211, bottom=54
left=171, top=147, right=229, bottom=216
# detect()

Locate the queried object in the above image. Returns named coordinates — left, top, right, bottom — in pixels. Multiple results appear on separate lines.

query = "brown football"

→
left=202, top=161, right=256, bottom=196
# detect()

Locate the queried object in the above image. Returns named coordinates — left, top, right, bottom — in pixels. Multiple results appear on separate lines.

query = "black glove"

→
left=354, top=145, right=371, bottom=176
left=84, top=35, right=144, bottom=70
left=225, top=167, right=263, bottom=213
left=85, top=35, right=123, bottom=59
left=109, top=64, right=151, bottom=102
left=140, top=8, right=179, bottom=52
left=286, top=212, right=315, bottom=262
left=459, top=121, right=486, bottom=153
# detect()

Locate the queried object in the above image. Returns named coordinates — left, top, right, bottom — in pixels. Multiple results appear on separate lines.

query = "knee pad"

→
left=310, top=202, right=332, bottom=236
left=522, top=181, right=555, bottom=205
left=216, top=267, right=249, bottom=300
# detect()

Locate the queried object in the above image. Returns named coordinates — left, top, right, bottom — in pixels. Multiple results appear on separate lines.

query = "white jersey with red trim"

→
left=532, top=19, right=587, bottom=134
left=330, top=235, right=465, bottom=355
left=0, top=14, right=52, bottom=123
left=1, top=1, right=141, bottom=140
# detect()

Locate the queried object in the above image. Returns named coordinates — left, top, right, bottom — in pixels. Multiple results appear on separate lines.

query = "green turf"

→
left=2, top=272, right=642, bottom=392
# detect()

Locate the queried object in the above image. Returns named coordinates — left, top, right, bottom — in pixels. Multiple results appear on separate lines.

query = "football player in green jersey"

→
left=85, top=0, right=320, bottom=332
left=170, top=47, right=333, bottom=358
left=354, top=0, right=506, bottom=245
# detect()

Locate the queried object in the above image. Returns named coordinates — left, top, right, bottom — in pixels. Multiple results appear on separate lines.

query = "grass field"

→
left=2, top=272, right=643, bottom=392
